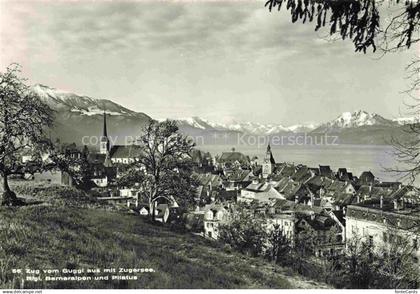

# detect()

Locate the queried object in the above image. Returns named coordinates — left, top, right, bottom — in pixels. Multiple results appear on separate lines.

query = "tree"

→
left=374, top=229, right=420, bottom=289
left=218, top=205, right=268, bottom=256
left=266, top=224, right=291, bottom=263
left=265, top=0, right=420, bottom=53
left=48, top=143, right=95, bottom=190
left=339, top=234, right=378, bottom=288
left=117, top=119, right=198, bottom=218
left=388, top=59, right=420, bottom=183
left=0, top=64, right=54, bottom=205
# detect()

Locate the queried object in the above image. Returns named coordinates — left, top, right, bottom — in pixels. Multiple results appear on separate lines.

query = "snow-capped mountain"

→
left=28, top=83, right=416, bottom=145
left=174, top=116, right=317, bottom=135
left=226, top=121, right=291, bottom=134
left=30, top=84, right=151, bottom=144
left=313, top=110, right=397, bottom=133
left=287, top=123, right=319, bottom=133
left=174, top=117, right=221, bottom=130
left=31, top=84, right=141, bottom=117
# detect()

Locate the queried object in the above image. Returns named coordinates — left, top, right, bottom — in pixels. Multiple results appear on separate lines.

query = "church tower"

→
left=262, top=144, right=275, bottom=179
left=100, top=111, right=110, bottom=154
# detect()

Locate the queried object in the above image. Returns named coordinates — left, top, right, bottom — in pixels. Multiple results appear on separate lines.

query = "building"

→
left=319, top=165, right=333, bottom=177
left=33, top=170, right=73, bottom=186
left=203, top=203, right=230, bottom=239
left=89, top=112, right=143, bottom=187
left=239, top=179, right=285, bottom=203
left=99, top=112, right=110, bottom=155
left=346, top=199, right=420, bottom=262
left=216, top=149, right=250, bottom=170
left=296, top=213, right=345, bottom=257
left=265, top=199, right=345, bottom=256
left=359, top=171, right=375, bottom=185
left=223, top=169, right=253, bottom=191
left=109, top=145, right=142, bottom=164
left=262, top=144, right=276, bottom=178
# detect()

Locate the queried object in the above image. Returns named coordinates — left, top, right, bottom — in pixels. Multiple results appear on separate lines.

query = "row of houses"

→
left=189, top=145, right=420, bottom=261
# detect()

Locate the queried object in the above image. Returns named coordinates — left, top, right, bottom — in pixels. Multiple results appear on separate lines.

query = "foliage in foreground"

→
left=219, top=208, right=420, bottom=289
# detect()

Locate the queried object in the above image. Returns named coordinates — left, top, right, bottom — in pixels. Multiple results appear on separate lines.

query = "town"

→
left=24, top=112, right=420, bottom=272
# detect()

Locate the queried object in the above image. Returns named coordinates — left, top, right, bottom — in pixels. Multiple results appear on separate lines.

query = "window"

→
left=383, top=232, right=388, bottom=243
left=368, top=235, right=374, bottom=247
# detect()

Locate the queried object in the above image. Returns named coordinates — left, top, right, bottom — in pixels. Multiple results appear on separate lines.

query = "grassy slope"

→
left=0, top=184, right=329, bottom=289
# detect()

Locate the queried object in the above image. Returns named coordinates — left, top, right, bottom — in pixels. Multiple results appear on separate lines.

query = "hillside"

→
left=30, top=84, right=151, bottom=145
left=0, top=184, right=328, bottom=289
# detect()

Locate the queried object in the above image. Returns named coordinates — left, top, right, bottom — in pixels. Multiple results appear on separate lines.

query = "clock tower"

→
left=262, top=144, right=275, bottom=179
left=100, top=111, right=110, bottom=154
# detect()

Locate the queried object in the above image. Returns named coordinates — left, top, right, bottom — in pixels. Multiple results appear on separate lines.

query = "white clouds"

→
left=0, top=0, right=415, bottom=125
left=1, top=1, right=345, bottom=63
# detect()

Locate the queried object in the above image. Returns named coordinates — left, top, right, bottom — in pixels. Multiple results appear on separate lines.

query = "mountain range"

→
left=31, top=84, right=151, bottom=145
left=30, top=84, right=415, bottom=146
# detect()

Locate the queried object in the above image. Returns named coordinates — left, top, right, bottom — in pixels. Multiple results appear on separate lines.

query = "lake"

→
left=197, top=143, right=411, bottom=183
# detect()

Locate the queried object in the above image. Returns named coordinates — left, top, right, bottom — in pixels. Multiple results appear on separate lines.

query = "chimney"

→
left=295, top=195, right=299, bottom=204
left=369, top=184, right=372, bottom=193
left=380, top=195, right=383, bottom=209
left=310, top=212, right=315, bottom=220
left=356, top=195, right=360, bottom=203
left=342, top=206, right=346, bottom=215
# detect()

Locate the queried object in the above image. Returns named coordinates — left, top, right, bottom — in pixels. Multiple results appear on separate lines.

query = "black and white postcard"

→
left=0, top=0, right=419, bottom=291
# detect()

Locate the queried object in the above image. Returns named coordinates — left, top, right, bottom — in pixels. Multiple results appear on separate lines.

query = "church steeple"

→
left=262, top=144, right=275, bottom=179
left=264, top=144, right=275, bottom=164
left=103, top=111, right=108, bottom=138
left=100, top=111, right=110, bottom=154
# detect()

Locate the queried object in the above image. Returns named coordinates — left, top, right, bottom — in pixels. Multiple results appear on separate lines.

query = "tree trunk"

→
left=3, top=174, right=10, bottom=192
left=149, top=200, right=154, bottom=221
left=1, top=173, right=19, bottom=206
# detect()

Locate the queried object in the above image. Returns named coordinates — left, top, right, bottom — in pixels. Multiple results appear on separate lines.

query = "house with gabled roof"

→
left=202, top=203, right=231, bottom=239
left=317, top=179, right=356, bottom=210
left=109, top=145, right=142, bottom=164
left=319, top=165, right=333, bottom=177
left=296, top=213, right=345, bottom=257
left=359, top=171, right=375, bottom=185
left=224, top=169, right=253, bottom=191
left=216, top=149, right=250, bottom=171
left=354, top=184, right=396, bottom=203
left=239, top=179, right=285, bottom=203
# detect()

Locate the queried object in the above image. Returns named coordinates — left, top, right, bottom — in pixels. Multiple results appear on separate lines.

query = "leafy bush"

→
left=218, top=207, right=268, bottom=257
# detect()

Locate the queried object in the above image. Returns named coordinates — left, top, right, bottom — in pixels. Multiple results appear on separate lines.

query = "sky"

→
left=0, top=0, right=417, bottom=125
